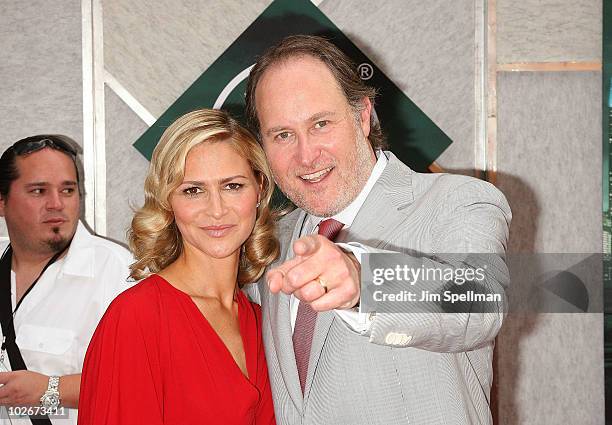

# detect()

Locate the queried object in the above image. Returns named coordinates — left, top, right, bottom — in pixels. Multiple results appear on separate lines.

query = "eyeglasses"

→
left=11, top=135, right=78, bottom=157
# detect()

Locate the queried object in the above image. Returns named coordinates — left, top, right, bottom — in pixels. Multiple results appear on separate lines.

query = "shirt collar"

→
left=308, top=150, right=388, bottom=228
left=59, top=221, right=95, bottom=278
left=1, top=221, right=96, bottom=279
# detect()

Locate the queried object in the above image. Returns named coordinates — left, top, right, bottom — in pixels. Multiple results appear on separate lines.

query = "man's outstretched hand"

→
left=266, top=234, right=361, bottom=311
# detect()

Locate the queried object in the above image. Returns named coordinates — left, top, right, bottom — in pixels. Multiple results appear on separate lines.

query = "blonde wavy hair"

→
left=128, top=109, right=279, bottom=284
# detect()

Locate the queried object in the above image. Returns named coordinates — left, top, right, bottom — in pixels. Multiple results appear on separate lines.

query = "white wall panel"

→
left=497, top=72, right=601, bottom=253
left=497, top=0, right=601, bottom=63
left=103, top=0, right=273, bottom=118
left=495, top=71, right=603, bottom=424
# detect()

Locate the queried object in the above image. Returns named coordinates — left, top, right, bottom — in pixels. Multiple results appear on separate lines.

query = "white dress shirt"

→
left=290, top=151, right=388, bottom=335
left=0, top=221, right=134, bottom=425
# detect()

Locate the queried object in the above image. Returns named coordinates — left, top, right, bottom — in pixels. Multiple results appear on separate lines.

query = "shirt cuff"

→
left=333, top=308, right=375, bottom=335
left=336, top=242, right=367, bottom=263
left=334, top=242, right=373, bottom=335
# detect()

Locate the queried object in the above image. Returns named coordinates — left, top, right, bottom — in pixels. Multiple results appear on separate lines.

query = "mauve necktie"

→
left=293, top=218, right=344, bottom=394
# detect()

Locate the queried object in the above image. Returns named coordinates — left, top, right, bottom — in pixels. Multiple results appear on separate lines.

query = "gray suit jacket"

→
left=249, top=151, right=512, bottom=425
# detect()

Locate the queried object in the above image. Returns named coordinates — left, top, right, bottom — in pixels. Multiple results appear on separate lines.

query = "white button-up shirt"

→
left=0, top=221, right=134, bottom=425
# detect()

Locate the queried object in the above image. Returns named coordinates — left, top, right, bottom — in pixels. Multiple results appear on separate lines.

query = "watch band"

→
left=48, top=376, right=59, bottom=392
left=40, top=375, right=61, bottom=409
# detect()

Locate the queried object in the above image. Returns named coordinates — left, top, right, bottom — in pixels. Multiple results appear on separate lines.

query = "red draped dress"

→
left=78, top=274, right=275, bottom=425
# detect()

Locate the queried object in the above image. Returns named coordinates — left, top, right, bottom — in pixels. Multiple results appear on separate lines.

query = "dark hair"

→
left=245, top=35, right=387, bottom=150
left=0, top=135, right=81, bottom=198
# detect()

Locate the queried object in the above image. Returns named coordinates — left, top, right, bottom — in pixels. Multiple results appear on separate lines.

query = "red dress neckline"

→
left=152, top=274, right=257, bottom=384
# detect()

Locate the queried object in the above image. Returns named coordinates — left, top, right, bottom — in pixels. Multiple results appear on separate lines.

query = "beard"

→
left=316, top=128, right=373, bottom=216
left=42, top=226, right=71, bottom=253
left=274, top=118, right=375, bottom=217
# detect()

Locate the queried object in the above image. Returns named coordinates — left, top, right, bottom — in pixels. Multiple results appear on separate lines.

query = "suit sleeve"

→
left=78, top=296, right=163, bottom=425
left=362, top=179, right=512, bottom=352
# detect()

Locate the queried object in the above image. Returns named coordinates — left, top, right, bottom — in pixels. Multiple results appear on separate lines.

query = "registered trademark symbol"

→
left=358, top=63, right=373, bottom=80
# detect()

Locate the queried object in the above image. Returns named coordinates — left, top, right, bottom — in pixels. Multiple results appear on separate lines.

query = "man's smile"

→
left=299, top=166, right=334, bottom=183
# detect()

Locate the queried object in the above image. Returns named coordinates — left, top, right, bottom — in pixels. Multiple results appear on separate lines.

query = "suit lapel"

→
left=268, top=209, right=307, bottom=411
left=342, top=152, right=415, bottom=247
left=304, top=153, right=415, bottom=400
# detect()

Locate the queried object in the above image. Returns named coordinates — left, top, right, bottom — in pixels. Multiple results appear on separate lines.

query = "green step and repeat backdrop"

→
left=132, top=0, right=452, bottom=171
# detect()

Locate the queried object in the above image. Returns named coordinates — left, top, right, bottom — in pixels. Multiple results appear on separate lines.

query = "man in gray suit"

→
left=244, top=35, right=511, bottom=425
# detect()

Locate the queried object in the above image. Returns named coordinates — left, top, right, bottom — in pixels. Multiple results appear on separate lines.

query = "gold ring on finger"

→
left=316, top=276, right=328, bottom=293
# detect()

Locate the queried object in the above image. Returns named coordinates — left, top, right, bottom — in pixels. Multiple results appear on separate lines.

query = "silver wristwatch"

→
left=40, top=376, right=61, bottom=409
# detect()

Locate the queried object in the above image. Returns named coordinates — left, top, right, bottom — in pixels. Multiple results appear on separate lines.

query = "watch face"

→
left=42, top=394, right=60, bottom=408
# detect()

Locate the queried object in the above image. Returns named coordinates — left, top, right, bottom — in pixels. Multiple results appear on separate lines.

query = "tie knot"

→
left=318, top=218, right=343, bottom=241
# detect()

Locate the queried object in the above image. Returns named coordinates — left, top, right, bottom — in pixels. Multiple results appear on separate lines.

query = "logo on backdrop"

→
left=358, top=63, right=374, bottom=80
left=132, top=0, right=452, bottom=172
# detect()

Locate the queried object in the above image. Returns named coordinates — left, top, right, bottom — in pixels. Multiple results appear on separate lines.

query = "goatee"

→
left=44, top=227, right=70, bottom=253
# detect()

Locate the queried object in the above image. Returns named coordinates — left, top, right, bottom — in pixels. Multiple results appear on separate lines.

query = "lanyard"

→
left=0, top=244, right=69, bottom=425
left=0, top=244, right=68, bottom=355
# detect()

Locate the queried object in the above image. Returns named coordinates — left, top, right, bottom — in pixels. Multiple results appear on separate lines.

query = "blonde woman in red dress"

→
left=78, top=109, right=278, bottom=425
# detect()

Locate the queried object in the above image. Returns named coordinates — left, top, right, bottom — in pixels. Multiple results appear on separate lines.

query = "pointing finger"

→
left=293, top=235, right=322, bottom=256
left=266, top=269, right=284, bottom=293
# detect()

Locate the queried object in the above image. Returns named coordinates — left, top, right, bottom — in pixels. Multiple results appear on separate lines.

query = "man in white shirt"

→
left=0, top=135, right=133, bottom=425
left=244, top=35, right=512, bottom=424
